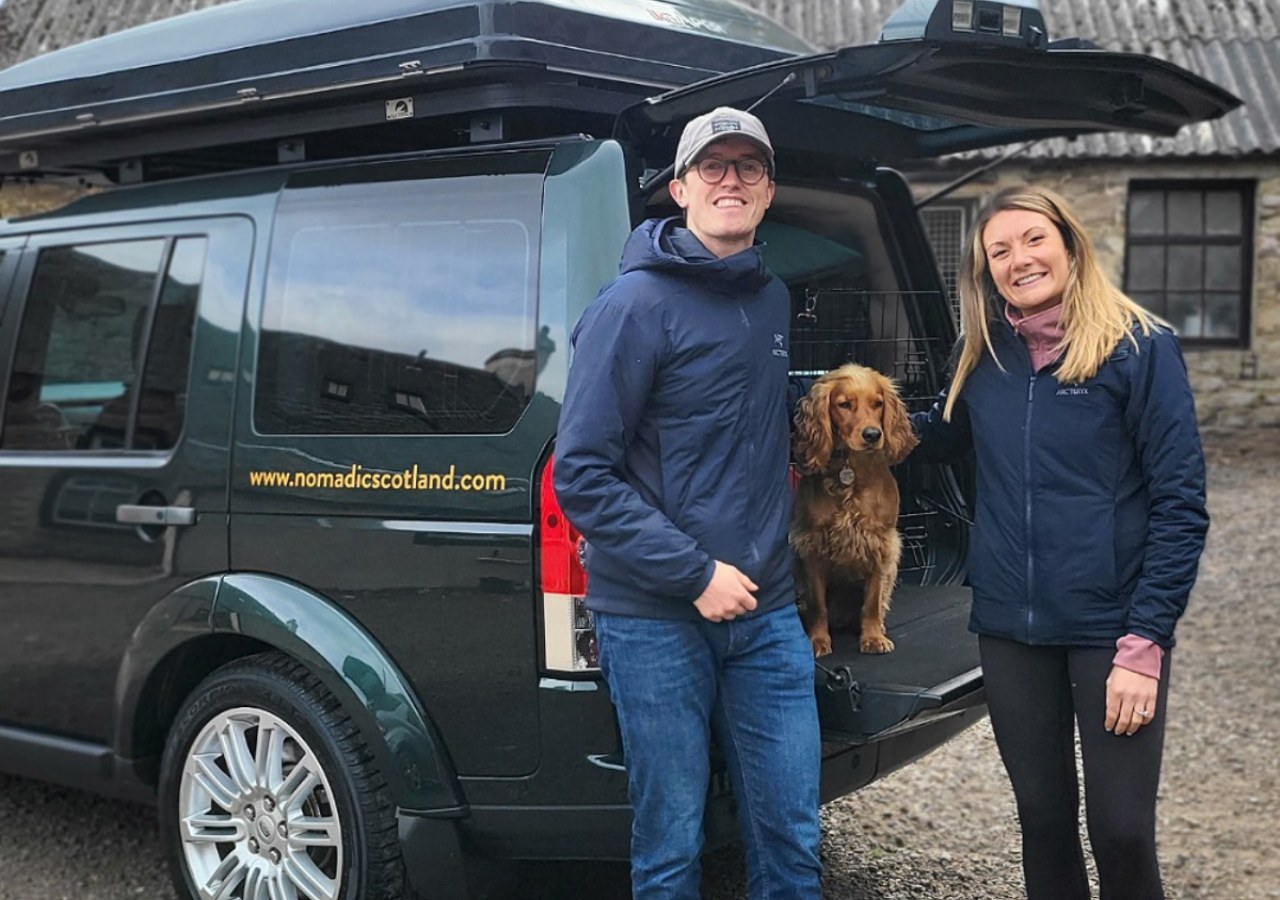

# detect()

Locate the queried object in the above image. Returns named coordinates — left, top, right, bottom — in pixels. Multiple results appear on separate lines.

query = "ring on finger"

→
left=1136, top=708, right=1153, bottom=719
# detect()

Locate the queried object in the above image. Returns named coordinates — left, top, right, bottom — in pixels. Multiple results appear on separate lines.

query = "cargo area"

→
left=753, top=185, right=981, bottom=743
left=813, top=584, right=980, bottom=743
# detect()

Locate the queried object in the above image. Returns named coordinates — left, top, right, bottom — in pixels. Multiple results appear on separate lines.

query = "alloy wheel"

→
left=177, top=706, right=344, bottom=900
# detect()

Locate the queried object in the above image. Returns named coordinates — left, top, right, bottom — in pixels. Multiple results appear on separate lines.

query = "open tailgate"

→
left=814, top=584, right=982, bottom=743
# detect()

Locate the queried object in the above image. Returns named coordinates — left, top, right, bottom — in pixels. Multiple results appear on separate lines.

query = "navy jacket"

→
left=913, top=319, right=1209, bottom=649
left=554, top=217, right=795, bottom=620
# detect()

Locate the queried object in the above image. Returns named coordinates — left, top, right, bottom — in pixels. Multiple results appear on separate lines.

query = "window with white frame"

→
left=1124, top=182, right=1253, bottom=348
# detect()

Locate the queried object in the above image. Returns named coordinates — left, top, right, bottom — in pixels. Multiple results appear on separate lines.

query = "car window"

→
left=254, top=163, right=543, bottom=435
left=1, top=237, right=204, bottom=451
left=132, top=238, right=204, bottom=450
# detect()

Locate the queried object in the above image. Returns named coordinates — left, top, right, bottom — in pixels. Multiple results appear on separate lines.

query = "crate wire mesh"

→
left=788, top=287, right=949, bottom=580
left=788, top=288, right=942, bottom=407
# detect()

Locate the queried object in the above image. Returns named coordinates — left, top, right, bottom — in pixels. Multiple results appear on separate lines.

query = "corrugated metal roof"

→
left=741, top=0, right=1280, bottom=158
left=2, top=0, right=230, bottom=65
left=1042, top=0, right=1280, bottom=48
left=746, top=0, right=894, bottom=48
left=746, top=0, right=1280, bottom=52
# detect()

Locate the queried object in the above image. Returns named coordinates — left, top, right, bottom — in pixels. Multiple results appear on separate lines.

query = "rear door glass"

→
left=255, top=158, right=544, bottom=436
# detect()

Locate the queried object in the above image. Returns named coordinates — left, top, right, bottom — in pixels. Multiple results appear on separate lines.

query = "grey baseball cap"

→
left=674, top=106, right=774, bottom=178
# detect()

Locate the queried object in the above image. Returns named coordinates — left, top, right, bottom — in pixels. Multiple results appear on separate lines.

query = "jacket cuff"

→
left=1113, top=633, right=1164, bottom=680
left=688, top=557, right=717, bottom=604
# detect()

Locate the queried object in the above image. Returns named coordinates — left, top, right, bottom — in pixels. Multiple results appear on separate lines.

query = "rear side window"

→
left=255, top=159, right=544, bottom=435
left=1, top=237, right=205, bottom=451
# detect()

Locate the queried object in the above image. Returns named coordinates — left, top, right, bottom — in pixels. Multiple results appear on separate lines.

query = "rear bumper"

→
left=400, top=813, right=472, bottom=900
left=439, top=679, right=987, bottom=864
left=820, top=678, right=987, bottom=802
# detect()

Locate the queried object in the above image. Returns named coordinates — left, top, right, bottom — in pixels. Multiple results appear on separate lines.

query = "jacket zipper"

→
left=1023, top=374, right=1036, bottom=641
left=741, top=302, right=760, bottom=568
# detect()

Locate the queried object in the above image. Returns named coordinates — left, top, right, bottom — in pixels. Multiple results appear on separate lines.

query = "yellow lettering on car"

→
left=247, top=463, right=506, bottom=493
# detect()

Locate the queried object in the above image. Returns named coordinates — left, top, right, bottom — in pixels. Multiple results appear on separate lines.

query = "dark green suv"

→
left=0, top=1, right=1236, bottom=898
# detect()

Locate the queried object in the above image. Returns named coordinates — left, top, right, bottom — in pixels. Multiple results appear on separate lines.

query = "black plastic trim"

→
left=0, top=725, right=154, bottom=804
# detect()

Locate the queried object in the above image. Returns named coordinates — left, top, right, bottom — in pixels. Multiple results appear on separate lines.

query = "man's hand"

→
left=693, top=561, right=758, bottom=622
left=1105, top=665, right=1159, bottom=736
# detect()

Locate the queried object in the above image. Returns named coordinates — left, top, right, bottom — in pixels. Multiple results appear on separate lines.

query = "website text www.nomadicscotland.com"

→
left=248, top=464, right=506, bottom=492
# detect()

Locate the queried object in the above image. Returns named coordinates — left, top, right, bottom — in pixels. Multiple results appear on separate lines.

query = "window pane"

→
left=1127, top=246, right=1165, bottom=291
left=1205, top=190, right=1242, bottom=236
left=1167, top=191, right=1203, bottom=235
left=1204, top=245, right=1241, bottom=290
left=257, top=165, right=543, bottom=435
left=3, top=240, right=165, bottom=450
left=1128, top=191, right=1165, bottom=235
left=1167, top=245, right=1203, bottom=288
left=1204, top=293, right=1241, bottom=339
left=1126, top=184, right=1253, bottom=344
left=1166, top=293, right=1204, bottom=338
left=1130, top=292, right=1167, bottom=317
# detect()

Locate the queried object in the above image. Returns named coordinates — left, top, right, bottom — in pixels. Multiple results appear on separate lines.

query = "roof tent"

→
left=0, top=0, right=812, bottom=180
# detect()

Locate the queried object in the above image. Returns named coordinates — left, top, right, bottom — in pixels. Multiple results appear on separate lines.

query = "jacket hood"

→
left=619, top=216, right=772, bottom=293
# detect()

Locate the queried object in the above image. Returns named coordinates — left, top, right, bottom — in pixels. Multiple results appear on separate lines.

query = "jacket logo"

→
left=1056, top=387, right=1089, bottom=396
left=772, top=332, right=788, bottom=358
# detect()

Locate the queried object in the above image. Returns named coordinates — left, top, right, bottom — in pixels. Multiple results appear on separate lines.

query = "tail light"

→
left=538, top=455, right=599, bottom=673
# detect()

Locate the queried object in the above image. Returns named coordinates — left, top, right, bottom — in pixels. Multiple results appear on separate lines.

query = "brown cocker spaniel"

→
left=791, top=364, right=918, bottom=656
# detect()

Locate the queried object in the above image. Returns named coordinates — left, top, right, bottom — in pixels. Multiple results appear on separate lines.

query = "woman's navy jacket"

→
left=913, top=320, right=1209, bottom=649
left=554, top=217, right=795, bottom=621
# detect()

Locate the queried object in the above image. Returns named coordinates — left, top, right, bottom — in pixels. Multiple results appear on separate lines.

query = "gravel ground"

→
left=1, top=427, right=1276, bottom=900
left=791, top=426, right=1280, bottom=900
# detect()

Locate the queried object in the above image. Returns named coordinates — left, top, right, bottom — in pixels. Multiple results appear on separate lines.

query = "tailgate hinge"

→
left=815, top=660, right=861, bottom=710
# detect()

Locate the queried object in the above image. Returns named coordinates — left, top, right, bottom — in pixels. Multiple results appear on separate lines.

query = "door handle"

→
left=116, top=504, right=196, bottom=527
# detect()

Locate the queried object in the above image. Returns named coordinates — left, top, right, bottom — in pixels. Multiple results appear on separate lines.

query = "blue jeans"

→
left=595, top=605, right=822, bottom=900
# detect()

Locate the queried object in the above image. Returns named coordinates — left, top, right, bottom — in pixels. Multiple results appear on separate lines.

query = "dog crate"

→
left=787, top=285, right=969, bottom=586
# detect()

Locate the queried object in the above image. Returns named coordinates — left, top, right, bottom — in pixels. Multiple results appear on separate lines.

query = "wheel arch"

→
left=114, top=577, right=253, bottom=780
left=116, top=573, right=466, bottom=813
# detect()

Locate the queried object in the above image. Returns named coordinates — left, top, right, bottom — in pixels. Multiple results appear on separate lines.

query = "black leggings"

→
left=979, top=635, right=1171, bottom=900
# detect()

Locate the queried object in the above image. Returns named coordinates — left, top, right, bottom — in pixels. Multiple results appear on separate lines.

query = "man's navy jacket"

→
left=554, top=217, right=795, bottom=621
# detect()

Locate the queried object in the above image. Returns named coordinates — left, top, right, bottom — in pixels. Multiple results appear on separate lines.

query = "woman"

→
left=913, top=186, right=1209, bottom=900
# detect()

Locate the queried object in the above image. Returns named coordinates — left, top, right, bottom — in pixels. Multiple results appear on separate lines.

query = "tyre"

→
left=158, top=652, right=405, bottom=900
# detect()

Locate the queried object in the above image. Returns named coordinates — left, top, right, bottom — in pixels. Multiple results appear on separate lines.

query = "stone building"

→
left=744, top=0, right=1280, bottom=428
left=2, top=0, right=1276, bottom=426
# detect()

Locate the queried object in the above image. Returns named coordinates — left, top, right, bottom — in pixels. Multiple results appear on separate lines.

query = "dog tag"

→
left=838, top=466, right=855, bottom=486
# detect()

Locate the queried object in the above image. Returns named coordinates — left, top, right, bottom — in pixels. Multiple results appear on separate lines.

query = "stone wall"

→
left=0, top=180, right=89, bottom=219
left=908, top=159, right=1280, bottom=428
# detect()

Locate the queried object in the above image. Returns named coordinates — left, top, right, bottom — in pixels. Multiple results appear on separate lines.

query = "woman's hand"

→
left=1105, top=665, right=1159, bottom=736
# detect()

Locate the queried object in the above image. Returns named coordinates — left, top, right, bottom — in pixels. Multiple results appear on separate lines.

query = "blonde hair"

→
left=943, top=186, right=1159, bottom=421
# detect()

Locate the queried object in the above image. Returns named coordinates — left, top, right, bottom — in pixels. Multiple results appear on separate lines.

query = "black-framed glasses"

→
left=692, top=157, right=769, bottom=185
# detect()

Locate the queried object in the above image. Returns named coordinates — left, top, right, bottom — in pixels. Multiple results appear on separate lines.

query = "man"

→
left=554, top=107, right=821, bottom=900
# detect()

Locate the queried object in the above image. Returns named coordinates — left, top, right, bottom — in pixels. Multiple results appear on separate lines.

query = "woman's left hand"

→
left=1105, top=666, right=1159, bottom=736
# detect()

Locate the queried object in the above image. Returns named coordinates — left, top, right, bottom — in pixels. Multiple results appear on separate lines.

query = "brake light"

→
left=538, top=455, right=599, bottom=673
